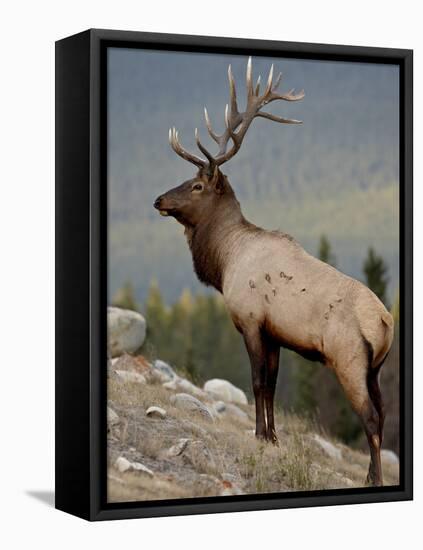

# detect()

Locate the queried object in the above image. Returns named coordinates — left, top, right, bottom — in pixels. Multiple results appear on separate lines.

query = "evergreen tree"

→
left=363, top=247, right=389, bottom=306
left=142, top=280, right=169, bottom=358
left=112, top=281, right=139, bottom=311
left=318, top=234, right=336, bottom=267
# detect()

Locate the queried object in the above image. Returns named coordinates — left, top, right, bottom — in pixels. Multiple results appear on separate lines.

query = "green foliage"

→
left=111, top=281, right=139, bottom=311
left=292, top=355, right=316, bottom=415
left=363, top=247, right=389, bottom=306
left=318, top=234, right=337, bottom=267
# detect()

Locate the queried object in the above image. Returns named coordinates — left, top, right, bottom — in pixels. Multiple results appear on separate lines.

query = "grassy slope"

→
left=107, top=364, right=399, bottom=503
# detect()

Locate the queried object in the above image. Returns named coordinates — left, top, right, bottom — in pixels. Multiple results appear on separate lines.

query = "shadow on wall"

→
left=26, top=490, right=55, bottom=508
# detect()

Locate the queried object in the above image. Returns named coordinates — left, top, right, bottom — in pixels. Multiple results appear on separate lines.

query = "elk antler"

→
left=169, top=57, right=304, bottom=170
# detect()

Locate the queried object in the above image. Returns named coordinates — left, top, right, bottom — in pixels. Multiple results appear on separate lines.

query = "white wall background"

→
left=0, top=1, right=420, bottom=548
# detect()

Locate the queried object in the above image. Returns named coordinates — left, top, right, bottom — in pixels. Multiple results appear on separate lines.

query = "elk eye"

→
left=192, top=183, right=203, bottom=192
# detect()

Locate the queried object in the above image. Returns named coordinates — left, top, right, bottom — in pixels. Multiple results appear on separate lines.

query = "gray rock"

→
left=114, top=456, right=154, bottom=476
left=212, top=401, right=249, bottom=421
left=163, top=377, right=207, bottom=398
left=170, top=393, right=214, bottom=421
left=165, top=438, right=191, bottom=457
left=108, top=307, right=146, bottom=357
left=151, top=359, right=177, bottom=382
left=114, top=369, right=146, bottom=385
left=204, top=378, right=248, bottom=405
left=312, top=434, right=342, bottom=461
left=146, top=405, right=167, bottom=419
left=107, top=406, right=120, bottom=425
left=225, top=403, right=249, bottom=420
left=212, top=401, right=227, bottom=414
left=381, top=449, right=400, bottom=465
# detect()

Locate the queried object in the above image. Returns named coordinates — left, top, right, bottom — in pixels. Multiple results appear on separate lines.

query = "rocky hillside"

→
left=107, top=307, right=399, bottom=503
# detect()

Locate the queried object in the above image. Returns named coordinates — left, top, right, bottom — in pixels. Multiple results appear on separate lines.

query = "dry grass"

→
left=107, top=373, right=399, bottom=503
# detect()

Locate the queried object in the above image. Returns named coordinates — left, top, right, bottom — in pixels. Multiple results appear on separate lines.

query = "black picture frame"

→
left=55, top=28, right=413, bottom=521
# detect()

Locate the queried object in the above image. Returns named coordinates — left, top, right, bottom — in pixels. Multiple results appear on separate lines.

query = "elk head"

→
left=154, top=57, right=304, bottom=227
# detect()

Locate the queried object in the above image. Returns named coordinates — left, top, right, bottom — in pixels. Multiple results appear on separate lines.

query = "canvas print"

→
left=106, top=48, right=400, bottom=503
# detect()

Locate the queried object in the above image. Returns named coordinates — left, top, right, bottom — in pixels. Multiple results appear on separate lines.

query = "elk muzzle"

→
left=153, top=195, right=170, bottom=216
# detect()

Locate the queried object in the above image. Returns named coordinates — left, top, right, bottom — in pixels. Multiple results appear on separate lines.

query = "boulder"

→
left=163, top=377, right=207, bottom=398
left=114, top=456, right=154, bottom=477
left=204, top=378, right=248, bottom=405
left=170, top=393, right=214, bottom=422
left=146, top=406, right=167, bottom=419
left=151, top=359, right=177, bottom=382
left=108, top=307, right=146, bottom=357
left=212, top=400, right=249, bottom=421
left=107, top=406, right=120, bottom=425
left=212, top=401, right=227, bottom=414
left=115, top=370, right=146, bottom=385
left=312, top=434, right=342, bottom=461
left=381, top=449, right=400, bottom=465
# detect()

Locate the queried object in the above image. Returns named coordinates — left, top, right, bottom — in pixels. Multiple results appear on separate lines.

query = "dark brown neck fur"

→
left=184, top=195, right=257, bottom=292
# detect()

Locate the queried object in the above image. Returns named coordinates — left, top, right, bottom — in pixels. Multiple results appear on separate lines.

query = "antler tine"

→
left=246, top=56, right=254, bottom=98
left=194, top=128, right=215, bottom=164
left=255, top=75, right=261, bottom=96
left=264, top=64, right=274, bottom=96
left=270, top=88, right=305, bottom=102
left=228, top=65, right=239, bottom=116
left=204, top=107, right=220, bottom=144
left=257, top=112, right=302, bottom=124
left=224, top=104, right=238, bottom=141
left=168, top=58, right=304, bottom=170
left=210, top=59, right=304, bottom=167
left=272, top=72, right=282, bottom=91
left=169, top=127, right=207, bottom=168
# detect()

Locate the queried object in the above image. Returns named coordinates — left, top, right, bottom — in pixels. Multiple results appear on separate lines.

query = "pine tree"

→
left=143, top=280, right=169, bottom=358
left=111, top=281, right=139, bottom=311
left=318, top=234, right=336, bottom=267
left=363, top=247, right=389, bottom=306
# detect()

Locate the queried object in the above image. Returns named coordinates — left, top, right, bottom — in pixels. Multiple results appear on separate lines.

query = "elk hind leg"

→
left=336, top=348, right=383, bottom=486
left=367, top=364, right=385, bottom=446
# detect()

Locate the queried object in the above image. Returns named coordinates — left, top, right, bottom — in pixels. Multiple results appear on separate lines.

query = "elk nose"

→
left=154, top=196, right=162, bottom=209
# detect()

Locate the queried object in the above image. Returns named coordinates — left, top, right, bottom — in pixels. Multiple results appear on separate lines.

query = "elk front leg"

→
left=243, top=327, right=267, bottom=440
left=265, top=340, right=280, bottom=444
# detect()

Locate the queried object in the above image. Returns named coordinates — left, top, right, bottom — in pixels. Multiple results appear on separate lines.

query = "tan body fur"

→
left=223, top=228, right=394, bottom=414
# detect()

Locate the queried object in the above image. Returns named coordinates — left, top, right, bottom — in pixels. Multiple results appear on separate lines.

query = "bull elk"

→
left=154, top=57, right=394, bottom=486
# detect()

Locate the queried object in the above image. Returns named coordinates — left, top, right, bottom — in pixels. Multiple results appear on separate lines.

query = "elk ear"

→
left=210, top=166, right=225, bottom=194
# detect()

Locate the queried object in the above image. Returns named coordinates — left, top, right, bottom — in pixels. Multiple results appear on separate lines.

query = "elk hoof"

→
left=366, top=472, right=383, bottom=487
left=265, top=428, right=279, bottom=445
left=255, top=430, right=267, bottom=441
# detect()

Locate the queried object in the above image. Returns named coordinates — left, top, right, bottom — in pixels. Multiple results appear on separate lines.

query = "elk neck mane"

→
left=184, top=192, right=260, bottom=293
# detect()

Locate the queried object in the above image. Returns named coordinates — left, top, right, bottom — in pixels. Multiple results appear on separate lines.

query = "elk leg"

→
left=264, top=340, right=280, bottom=444
left=367, top=366, right=385, bottom=445
left=335, top=353, right=383, bottom=487
left=243, top=328, right=267, bottom=440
